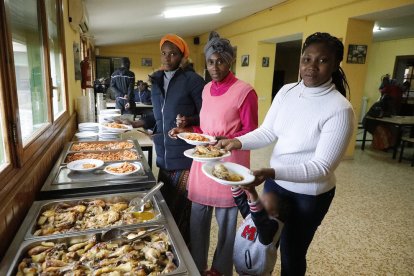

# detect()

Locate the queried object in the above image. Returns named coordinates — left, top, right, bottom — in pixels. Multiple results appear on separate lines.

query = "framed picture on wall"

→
left=141, top=58, right=152, bottom=67
left=346, top=44, right=367, bottom=64
left=262, top=57, right=270, bottom=67
left=241, top=55, right=249, bottom=67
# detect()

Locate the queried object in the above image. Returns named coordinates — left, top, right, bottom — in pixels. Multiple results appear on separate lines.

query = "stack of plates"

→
left=78, top=122, right=99, bottom=132
left=99, top=132, right=121, bottom=140
left=76, top=96, right=89, bottom=123
left=75, top=132, right=99, bottom=141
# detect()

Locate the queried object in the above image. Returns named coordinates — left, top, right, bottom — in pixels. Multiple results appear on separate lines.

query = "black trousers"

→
left=264, top=179, right=335, bottom=276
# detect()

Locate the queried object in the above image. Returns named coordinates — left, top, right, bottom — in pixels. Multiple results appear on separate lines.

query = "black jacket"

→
left=110, top=67, right=135, bottom=106
left=147, top=67, right=205, bottom=170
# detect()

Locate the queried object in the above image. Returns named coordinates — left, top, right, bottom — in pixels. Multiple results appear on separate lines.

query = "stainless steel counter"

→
left=0, top=192, right=199, bottom=275
left=38, top=140, right=157, bottom=199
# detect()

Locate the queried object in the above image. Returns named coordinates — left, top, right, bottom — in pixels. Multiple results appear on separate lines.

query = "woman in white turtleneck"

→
left=219, top=33, right=354, bottom=276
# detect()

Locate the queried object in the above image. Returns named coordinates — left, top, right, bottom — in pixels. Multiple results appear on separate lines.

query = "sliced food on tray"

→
left=33, top=199, right=156, bottom=236
left=103, top=122, right=129, bottom=129
left=70, top=141, right=134, bottom=151
left=65, top=150, right=138, bottom=163
left=17, top=228, right=177, bottom=275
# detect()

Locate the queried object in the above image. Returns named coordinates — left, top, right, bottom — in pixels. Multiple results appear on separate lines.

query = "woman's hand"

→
left=242, top=168, right=276, bottom=189
left=168, top=127, right=194, bottom=139
left=216, top=138, right=242, bottom=151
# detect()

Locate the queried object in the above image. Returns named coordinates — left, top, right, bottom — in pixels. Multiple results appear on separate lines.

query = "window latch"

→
left=10, top=121, right=18, bottom=146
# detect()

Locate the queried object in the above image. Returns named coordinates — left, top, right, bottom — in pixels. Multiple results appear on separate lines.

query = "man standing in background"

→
left=111, top=57, right=135, bottom=114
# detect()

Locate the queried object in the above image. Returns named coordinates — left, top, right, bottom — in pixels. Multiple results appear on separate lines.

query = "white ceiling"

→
left=85, top=0, right=287, bottom=46
left=356, top=4, right=414, bottom=42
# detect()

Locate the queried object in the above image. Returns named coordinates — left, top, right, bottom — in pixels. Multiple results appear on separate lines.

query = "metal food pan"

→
left=62, top=149, right=141, bottom=165
left=4, top=225, right=188, bottom=276
left=68, top=139, right=137, bottom=152
left=24, top=192, right=165, bottom=240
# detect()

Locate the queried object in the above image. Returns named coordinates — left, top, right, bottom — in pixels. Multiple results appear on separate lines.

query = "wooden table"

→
left=361, top=116, right=414, bottom=159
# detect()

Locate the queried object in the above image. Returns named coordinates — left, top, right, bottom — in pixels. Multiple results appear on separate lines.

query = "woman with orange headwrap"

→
left=125, top=34, right=205, bottom=243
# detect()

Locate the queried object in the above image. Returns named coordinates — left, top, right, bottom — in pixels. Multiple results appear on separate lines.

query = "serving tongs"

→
left=129, top=182, right=164, bottom=212
left=101, top=225, right=164, bottom=243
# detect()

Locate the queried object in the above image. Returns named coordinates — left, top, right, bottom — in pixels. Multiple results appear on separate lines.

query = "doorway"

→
left=271, top=40, right=302, bottom=100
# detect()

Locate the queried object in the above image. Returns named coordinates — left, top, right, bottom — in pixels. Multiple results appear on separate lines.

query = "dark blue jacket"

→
left=148, top=68, right=205, bottom=170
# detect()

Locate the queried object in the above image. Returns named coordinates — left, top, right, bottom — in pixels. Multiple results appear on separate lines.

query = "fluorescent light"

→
left=373, top=25, right=382, bottom=32
left=163, top=6, right=221, bottom=18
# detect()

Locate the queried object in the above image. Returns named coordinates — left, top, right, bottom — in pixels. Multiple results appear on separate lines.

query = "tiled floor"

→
left=206, top=142, right=414, bottom=275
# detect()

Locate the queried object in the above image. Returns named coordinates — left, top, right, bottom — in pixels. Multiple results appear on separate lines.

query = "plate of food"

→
left=202, top=162, right=255, bottom=186
left=104, top=161, right=140, bottom=176
left=177, top=132, right=216, bottom=146
left=184, top=145, right=231, bottom=162
left=67, top=159, right=104, bottom=172
left=101, top=122, right=133, bottom=133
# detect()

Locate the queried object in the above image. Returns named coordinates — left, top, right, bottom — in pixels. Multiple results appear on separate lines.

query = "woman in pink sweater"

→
left=170, top=31, right=258, bottom=275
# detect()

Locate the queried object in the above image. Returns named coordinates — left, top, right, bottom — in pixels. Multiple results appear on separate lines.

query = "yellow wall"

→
left=62, top=0, right=82, bottom=114
left=97, top=39, right=205, bottom=82
left=94, top=0, right=414, bottom=157
left=363, top=37, right=414, bottom=108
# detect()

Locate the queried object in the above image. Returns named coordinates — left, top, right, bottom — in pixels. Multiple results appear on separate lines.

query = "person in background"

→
left=231, top=184, right=285, bottom=276
left=119, top=34, right=205, bottom=243
left=218, top=32, right=354, bottom=276
left=111, top=57, right=135, bottom=114
left=134, top=80, right=152, bottom=104
left=170, top=31, right=258, bottom=276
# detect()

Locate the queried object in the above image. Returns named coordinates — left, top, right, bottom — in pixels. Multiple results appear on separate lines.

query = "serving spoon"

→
left=101, top=225, right=164, bottom=243
left=129, top=182, right=164, bottom=212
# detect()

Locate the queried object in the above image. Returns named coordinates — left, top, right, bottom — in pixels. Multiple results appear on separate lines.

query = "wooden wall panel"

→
left=0, top=114, right=76, bottom=259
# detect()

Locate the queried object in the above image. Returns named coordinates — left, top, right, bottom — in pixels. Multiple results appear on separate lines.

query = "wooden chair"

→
left=398, top=137, right=414, bottom=167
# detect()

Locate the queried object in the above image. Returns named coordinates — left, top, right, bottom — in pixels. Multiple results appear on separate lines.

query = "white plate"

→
left=67, top=159, right=104, bottom=172
left=75, top=132, right=98, bottom=139
left=184, top=148, right=231, bottom=162
left=100, top=109, right=121, bottom=114
left=177, top=133, right=216, bottom=146
left=202, top=162, right=255, bottom=186
left=101, top=123, right=133, bottom=133
left=78, top=122, right=99, bottom=128
left=104, top=162, right=140, bottom=176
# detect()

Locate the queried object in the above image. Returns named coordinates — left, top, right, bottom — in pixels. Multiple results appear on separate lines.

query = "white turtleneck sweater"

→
left=238, top=80, right=355, bottom=195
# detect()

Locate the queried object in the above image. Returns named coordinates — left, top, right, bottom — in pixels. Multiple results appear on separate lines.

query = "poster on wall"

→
left=241, top=55, right=249, bottom=67
left=141, top=58, right=152, bottom=67
left=346, top=44, right=367, bottom=64
left=262, top=57, right=270, bottom=67
left=73, top=42, right=81, bottom=80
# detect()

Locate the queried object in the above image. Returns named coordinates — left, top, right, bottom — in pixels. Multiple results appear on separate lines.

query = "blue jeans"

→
left=264, top=179, right=335, bottom=276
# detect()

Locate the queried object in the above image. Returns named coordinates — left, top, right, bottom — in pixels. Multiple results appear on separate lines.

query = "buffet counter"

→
left=0, top=138, right=199, bottom=275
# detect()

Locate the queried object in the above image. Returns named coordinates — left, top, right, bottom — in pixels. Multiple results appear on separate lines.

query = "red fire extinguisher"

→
left=81, top=56, right=92, bottom=89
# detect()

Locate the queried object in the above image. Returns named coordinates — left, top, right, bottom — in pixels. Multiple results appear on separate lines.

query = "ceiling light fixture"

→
left=373, top=25, right=382, bottom=32
left=163, top=6, right=221, bottom=18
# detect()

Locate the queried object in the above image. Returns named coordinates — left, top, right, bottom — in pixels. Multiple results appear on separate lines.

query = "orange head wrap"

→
left=160, top=34, right=190, bottom=59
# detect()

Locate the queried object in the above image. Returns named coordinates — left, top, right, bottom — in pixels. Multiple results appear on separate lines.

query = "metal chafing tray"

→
left=24, top=192, right=164, bottom=240
left=0, top=192, right=199, bottom=275
left=38, top=140, right=157, bottom=199
left=68, top=140, right=136, bottom=152
left=63, top=149, right=140, bottom=165
left=2, top=225, right=187, bottom=275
